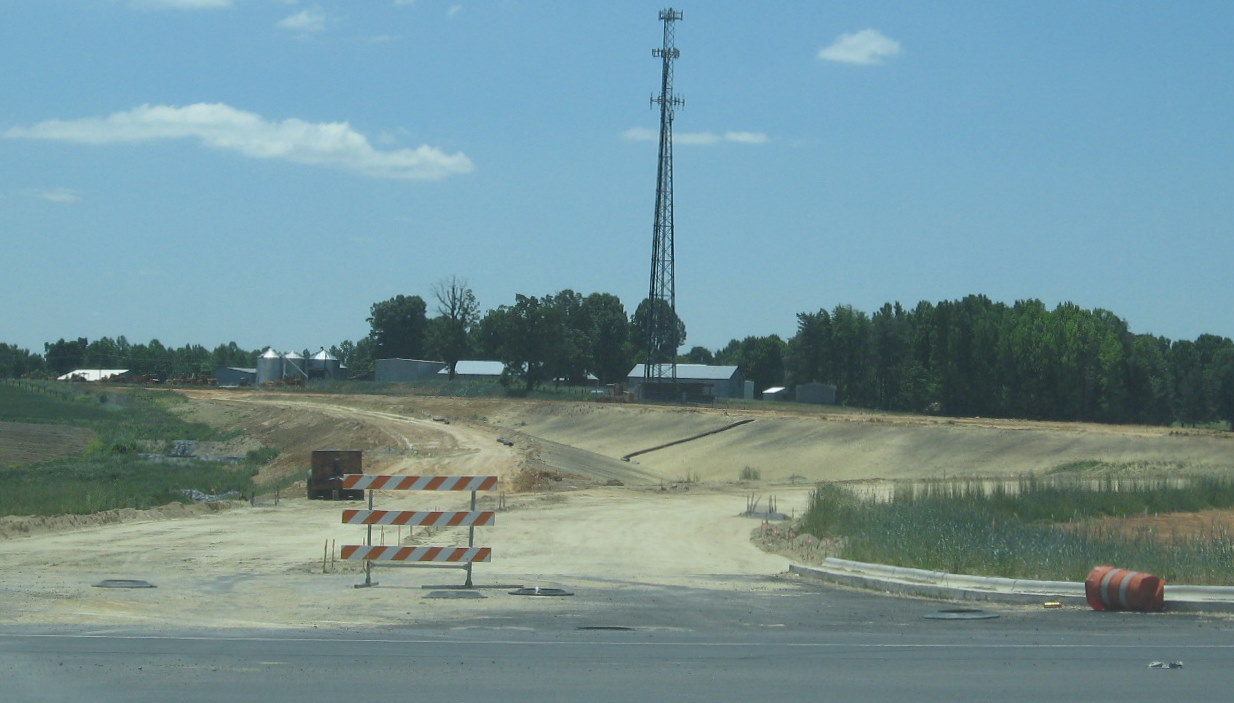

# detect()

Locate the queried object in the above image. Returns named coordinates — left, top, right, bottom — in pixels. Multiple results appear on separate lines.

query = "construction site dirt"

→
left=1, top=389, right=1232, bottom=629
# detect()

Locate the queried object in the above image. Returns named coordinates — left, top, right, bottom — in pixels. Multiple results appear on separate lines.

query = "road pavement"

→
left=3, top=575, right=1230, bottom=702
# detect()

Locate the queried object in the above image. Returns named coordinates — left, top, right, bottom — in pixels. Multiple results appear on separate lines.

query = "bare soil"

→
left=1, top=389, right=1231, bottom=629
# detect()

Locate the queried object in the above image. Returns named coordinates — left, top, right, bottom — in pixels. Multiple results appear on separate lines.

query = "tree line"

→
left=0, top=278, right=684, bottom=394
left=351, top=279, right=681, bottom=391
left=713, top=294, right=1234, bottom=428
left=3, top=287, right=1231, bottom=428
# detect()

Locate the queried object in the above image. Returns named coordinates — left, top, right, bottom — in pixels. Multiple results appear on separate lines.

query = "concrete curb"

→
left=789, top=558, right=1234, bottom=614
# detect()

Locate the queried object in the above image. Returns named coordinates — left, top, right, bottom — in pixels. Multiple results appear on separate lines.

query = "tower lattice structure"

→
left=643, top=8, right=684, bottom=387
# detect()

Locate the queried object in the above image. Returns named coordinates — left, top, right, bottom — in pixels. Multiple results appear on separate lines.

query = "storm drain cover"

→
left=923, top=608, right=998, bottom=620
left=93, top=579, right=156, bottom=589
left=509, top=587, right=573, bottom=597
left=424, top=590, right=486, bottom=599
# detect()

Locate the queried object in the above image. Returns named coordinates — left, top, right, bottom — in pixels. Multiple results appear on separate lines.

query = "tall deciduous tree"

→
left=580, top=292, right=633, bottom=384
left=492, top=294, right=567, bottom=391
left=44, top=337, right=87, bottom=375
left=719, top=335, right=786, bottom=394
left=367, top=294, right=428, bottom=361
left=0, top=343, right=46, bottom=378
left=630, top=298, right=686, bottom=365
left=427, top=277, right=478, bottom=379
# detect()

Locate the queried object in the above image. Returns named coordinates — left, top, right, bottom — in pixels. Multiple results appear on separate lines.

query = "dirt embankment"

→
left=489, top=401, right=1234, bottom=483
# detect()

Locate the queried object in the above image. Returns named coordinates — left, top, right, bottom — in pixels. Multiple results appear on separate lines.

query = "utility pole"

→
left=643, top=8, right=684, bottom=394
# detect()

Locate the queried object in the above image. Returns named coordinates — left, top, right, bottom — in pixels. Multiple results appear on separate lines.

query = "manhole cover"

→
left=923, top=608, right=999, bottom=620
left=509, top=587, right=573, bottom=597
left=424, top=590, right=486, bottom=599
left=578, top=626, right=634, bottom=631
left=93, top=579, right=156, bottom=589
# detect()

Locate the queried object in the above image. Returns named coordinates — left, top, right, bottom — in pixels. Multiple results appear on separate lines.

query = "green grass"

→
left=0, top=382, right=256, bottom=516
left=0, top=456, right=257, bottom=516
left=800, top=474, right=1234, bottom=585
left=1, top=381, right=216, bottom=440
left=0, top=381, right=115, bottom=424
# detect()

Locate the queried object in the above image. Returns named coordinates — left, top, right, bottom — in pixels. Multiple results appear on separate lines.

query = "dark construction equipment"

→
left=307, top=450, right=364, bottom=500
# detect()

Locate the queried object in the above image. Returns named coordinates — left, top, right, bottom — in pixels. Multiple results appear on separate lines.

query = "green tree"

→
left=787, top=309, right=833, bottom=388
left=210, top=342, right=256, bottom=370
left=487, top=294, right=567, bottom=392
left=1169, top=340, right=1208, bottom=425
left=830, top=304, right=873, bottom=406
left=0, top=343, right=46, bottom=378
left=44, top=337, right=87, bottom=375
left=683, top=346, right=714, bottom=365
left=630, top=298, right=686, bottom=365
left=367, top=294, right=428, bottom=361
left=544, top=289, right=590, bottom=386
left=1210, top=345, right=1234, bottom=430
left=871, top=303, right=912, bottom=410
left=84, top=336, right=127, bottom=370
left=724, top=335, right=786, bottom=394
left=580, top=292, right=634, bottom=384
left=1125, top=334, right=1172, bottom=425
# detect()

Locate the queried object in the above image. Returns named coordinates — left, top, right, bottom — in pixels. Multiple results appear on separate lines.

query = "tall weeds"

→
left=801, top=477, right=1234, bottom=585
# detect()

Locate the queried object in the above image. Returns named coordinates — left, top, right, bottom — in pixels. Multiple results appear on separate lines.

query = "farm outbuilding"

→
left=56, top=369, right=131, bottom=382
left=625, top=364, right=743, bottom=401
left=796, top=382, right=837, bottom=405
left=375, top=358, right=448, bottom=383
left=438, top=360, right=506, bottom=381
left=214, top=367, right=256, bottom=387
left=763, top=386, right=790, bottom=401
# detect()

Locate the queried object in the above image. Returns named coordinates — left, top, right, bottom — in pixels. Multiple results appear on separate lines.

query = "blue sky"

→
left=3, top=1, right=1232, bottom=356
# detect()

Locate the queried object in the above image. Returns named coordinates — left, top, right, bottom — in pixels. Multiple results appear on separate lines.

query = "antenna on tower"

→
left=642, top=7, right=683, bottom=398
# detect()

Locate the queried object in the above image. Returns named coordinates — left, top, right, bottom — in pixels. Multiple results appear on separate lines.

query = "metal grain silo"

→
left=309, top=349, right=340, bottom=380
left=281, top=351, right=306, bottom=381
left=256, top=348, right=282, bottom=386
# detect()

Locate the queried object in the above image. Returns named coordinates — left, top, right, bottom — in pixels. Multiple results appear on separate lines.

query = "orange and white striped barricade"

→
left=342, top=509, right=496, bottom=527
left=340, top=474, right=498, bottom=588
left=342, top=474, right=498, bottom=492
left=340, top=546, right=492, bottom=563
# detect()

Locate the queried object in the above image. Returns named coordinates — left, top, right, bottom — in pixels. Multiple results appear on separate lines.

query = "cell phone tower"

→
left=643, top=8, right=684, bottom=390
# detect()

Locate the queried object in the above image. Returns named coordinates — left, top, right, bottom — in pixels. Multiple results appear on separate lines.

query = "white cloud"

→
left=277, top=7, right=327, bottom=34
left=30, top=188, right=81, bottom=203
left=817, top=29, right=902, bottom=65
left=720, top=131, right=769, bottom=144
left=621, top=127, right=657, bottom=142
left=447, top=4, right=462, bottom=18
left=4, top=103, right=474, bottom=181
left=622, top=127, right=769, bottom=146
left=130, top=0, right=233, bottom=9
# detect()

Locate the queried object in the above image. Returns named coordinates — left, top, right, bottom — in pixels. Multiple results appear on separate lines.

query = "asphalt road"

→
left=4, top=576, right=1229, bottom=702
